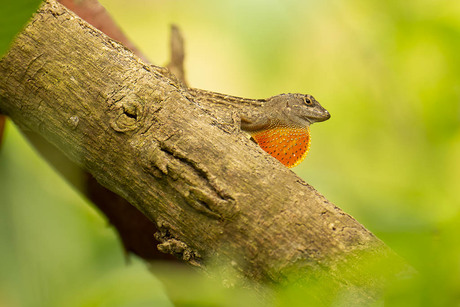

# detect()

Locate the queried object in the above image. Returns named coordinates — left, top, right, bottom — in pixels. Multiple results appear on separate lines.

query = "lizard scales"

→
left=188, top=88, right=330, bottom=168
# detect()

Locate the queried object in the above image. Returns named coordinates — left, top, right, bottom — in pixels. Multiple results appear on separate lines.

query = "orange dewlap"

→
left=251, top=127, right=311, bottom=168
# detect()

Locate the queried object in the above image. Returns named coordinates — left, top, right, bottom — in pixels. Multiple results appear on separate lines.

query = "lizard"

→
left=163, top=26, right=330, bottom=168
left=186, top=88, right=331, bottom=168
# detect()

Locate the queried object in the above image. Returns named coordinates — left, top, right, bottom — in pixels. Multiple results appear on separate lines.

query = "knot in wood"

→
left=109, top=95, right=144, bottom=132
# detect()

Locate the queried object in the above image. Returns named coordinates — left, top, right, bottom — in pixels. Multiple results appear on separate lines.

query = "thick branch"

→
left=0, top=0, right=403, bottom=302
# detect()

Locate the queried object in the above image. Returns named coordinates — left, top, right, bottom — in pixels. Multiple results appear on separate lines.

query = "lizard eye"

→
left=304, top=97, right=312, bottom=105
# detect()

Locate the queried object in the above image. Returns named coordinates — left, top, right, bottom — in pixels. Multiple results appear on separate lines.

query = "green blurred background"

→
left=1, top=0, right=460, bottom=306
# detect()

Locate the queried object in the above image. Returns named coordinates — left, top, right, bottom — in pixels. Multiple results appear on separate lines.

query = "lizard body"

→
left=187, top=88, right=330, bottom=168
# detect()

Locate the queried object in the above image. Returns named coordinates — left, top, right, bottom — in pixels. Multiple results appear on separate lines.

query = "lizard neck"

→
left=188, top=88, right=266, bottom=108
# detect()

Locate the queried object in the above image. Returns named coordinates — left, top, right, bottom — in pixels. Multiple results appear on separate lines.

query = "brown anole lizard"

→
left=162, top=26, right=330, bottom=168
left=186, top=88, right=331, bottom=168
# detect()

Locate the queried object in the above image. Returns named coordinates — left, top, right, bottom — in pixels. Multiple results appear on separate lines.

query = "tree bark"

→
left=0, top=0, right=404, bottom=303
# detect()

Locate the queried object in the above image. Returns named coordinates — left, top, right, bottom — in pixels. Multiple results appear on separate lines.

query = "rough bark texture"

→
left=56, top=0, right=175, bottom=260
left=0, top=0, right=400, bottom=302
left=58, top=0, right=148, bottom=62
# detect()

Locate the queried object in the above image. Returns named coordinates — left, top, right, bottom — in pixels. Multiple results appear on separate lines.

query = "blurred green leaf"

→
left=0, top=0, right=41, bottom=56
left=0, top=122, right=172, bottom=307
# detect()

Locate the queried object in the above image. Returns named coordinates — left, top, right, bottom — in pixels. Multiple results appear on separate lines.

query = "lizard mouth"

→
left=303, top=111, right=331, bottom=124
left=303, top=113, right=331, bottom=125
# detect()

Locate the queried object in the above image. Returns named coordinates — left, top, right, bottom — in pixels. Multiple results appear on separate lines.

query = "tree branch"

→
left=54, top=0, right=175, bottom=260
left=0, top=0, right=406, bottom=303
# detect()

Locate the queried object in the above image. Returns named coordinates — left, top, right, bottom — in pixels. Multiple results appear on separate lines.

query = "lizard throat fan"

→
left=251, top=127, right=311, bottom=168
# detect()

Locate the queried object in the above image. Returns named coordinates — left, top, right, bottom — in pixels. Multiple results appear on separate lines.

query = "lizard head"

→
left=266, top=93, right=331, bottom=128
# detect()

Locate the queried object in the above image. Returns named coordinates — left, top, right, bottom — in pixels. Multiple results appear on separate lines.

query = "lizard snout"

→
left=309, top=108, right=331, bottom=123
